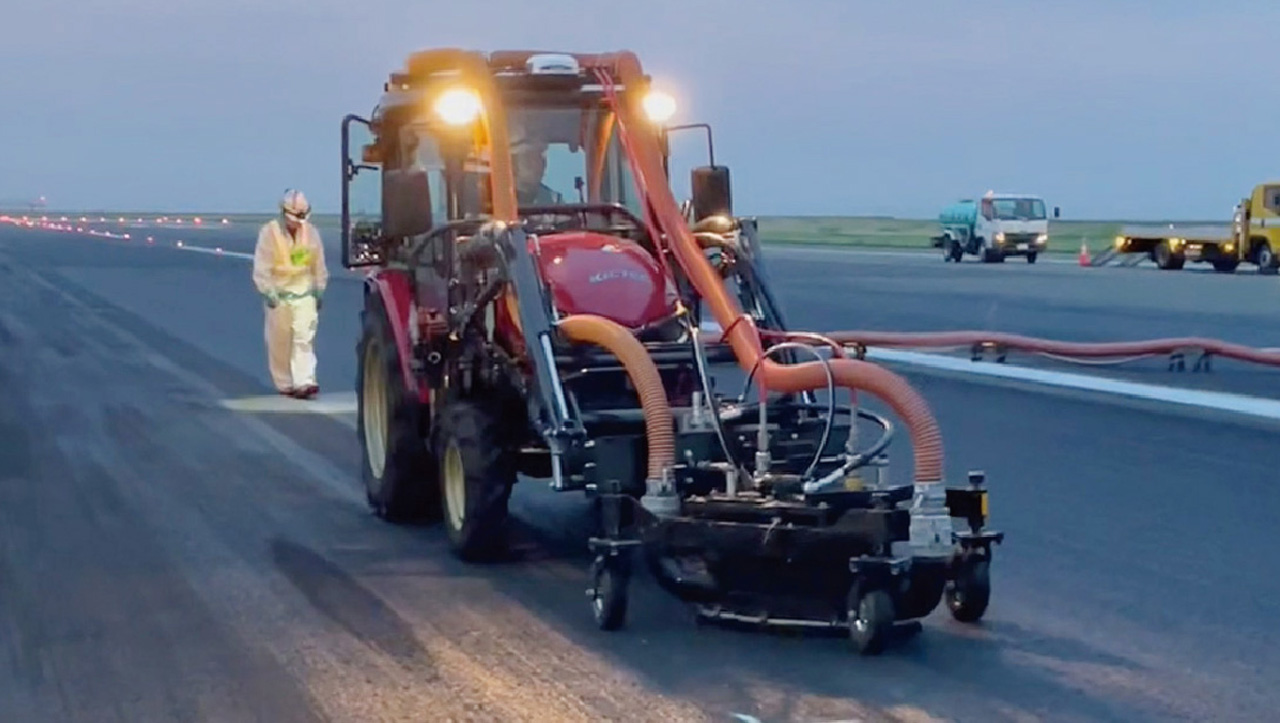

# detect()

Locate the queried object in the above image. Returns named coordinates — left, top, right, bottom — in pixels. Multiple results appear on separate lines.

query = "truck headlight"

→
left=1036, top=233, right=1048, bottom=244
left=995, top=232, right=1005, bottom=243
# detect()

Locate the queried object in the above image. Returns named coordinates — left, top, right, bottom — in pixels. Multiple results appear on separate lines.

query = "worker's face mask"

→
left=284, top=211, right=307, bottom=231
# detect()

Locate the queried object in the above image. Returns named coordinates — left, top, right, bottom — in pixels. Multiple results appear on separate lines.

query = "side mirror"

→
left=691, top=165, right=732, bottom=221
left=1053, top=206, right=1061, bottom=219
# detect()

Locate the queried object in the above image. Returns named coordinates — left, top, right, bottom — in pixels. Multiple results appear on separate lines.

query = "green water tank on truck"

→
left=932, top=192, right=1054, bottom=264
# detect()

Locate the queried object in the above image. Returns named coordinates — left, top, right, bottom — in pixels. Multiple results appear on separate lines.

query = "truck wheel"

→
left=434, top=398, right=517, bottom=562
left=1026, top=252, right=1037, bottom=264
left=357, top=293, right=440, bottom=523
left=1153, top=241, right=1184, bottom=270
left=1212, top=258, right=1239, bottom=273
left=949, top=240, right=964, bottom=262
left=1257, top=242, right=1277, bottom=275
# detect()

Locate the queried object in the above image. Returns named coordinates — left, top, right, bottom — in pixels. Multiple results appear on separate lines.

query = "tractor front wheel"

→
left=434, top=399, right=518, bottom=562
left=356, top=293, right=440, bottom=523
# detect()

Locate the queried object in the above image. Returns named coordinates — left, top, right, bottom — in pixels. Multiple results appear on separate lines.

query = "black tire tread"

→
left=849, top=588, right=895, bottom=656
left=434, top=398, right=517, bottom=562
left=356, top=293, right=440, bottom=524
left=946, top=558, right=991, bottom=623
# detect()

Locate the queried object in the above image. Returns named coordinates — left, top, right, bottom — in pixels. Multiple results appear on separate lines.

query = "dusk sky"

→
left=1, top=1, right=1274, bottom=220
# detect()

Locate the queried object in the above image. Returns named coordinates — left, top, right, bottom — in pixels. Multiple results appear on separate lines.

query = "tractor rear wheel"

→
left=434, top=398, right=518, bottom=562
left=357, top=293, right=441, bottom=523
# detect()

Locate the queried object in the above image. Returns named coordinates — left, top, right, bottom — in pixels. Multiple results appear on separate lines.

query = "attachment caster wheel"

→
left=847, top=587, right=895, bottom=655
left=946, top=557, right=991, bottom=623
left=589, top=553, right=631, bottom=631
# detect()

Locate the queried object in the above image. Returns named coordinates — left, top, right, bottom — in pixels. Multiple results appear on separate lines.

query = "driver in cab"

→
left=509, top=122, right=564, bottom=207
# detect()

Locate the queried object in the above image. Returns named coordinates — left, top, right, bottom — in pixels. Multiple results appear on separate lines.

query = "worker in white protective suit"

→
left=252, top=189, right=329, bottom=399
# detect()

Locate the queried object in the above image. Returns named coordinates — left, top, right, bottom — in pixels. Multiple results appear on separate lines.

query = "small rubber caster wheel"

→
left=847, top=587, right=895, bottom=655
left=946, top=558, right=991, bottom=623
left=589, top=554, right=630, bottom=631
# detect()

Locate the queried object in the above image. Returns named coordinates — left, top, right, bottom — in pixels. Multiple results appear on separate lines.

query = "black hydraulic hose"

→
left=740, top=341, right=837, bottom=481
left=685, top=313, right=746, bottom=479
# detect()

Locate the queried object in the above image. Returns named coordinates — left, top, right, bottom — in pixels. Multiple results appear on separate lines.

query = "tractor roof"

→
left=372, top=49, right=652, bottom=125
left=386, top=49, right=646, bottom=90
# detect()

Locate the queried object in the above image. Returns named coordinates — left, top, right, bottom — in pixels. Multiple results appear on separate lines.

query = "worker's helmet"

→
left=280, top=188, right=311, bottom=223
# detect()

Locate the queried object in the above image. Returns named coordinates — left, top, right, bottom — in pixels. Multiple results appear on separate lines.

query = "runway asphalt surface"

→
left=1, top=218, right=1278, bottom=722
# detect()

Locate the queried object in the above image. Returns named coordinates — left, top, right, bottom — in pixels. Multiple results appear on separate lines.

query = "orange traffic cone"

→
left=1078, top=242, right=1090, bottom=267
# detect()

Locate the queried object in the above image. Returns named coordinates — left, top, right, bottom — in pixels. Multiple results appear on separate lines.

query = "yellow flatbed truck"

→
left=1111, top=182, right=1280, bottom=274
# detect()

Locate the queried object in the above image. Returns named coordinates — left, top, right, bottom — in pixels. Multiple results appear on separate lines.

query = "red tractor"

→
left=340, top=48, right=1003, bottom=654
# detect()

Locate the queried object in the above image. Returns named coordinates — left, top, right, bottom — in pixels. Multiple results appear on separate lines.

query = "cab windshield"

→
left=506, top=104, right=643, bottom=218
left=988, top=197, right=1047, bottom=220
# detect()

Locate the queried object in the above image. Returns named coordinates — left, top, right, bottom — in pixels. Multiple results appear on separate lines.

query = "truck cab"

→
left=934, top=191, right=1052, bottom=264
left=1231, top=182, right=1280, bottom=273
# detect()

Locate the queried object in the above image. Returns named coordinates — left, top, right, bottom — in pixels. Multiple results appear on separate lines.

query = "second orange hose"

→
left=558, top=314, right=676, bottom=482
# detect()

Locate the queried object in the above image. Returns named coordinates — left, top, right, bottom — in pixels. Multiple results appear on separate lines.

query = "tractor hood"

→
left=534, top=231, right=677, bottom=331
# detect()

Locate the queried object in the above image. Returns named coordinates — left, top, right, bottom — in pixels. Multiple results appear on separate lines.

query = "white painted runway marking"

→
left=764, top=245, right=1088, bottom=265
left=219, top=391, right=357, bottom=416
left=179, top=245, right=254, bottom=260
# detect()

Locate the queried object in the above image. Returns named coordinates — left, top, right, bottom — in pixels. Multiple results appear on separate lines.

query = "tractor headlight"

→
left=433, top=88, right=482, bottom=126
left=642, top=90, right=677, bottom=123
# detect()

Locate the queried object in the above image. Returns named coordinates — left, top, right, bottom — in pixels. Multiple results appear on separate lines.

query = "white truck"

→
left=931, top=191, right=1057, bottom=263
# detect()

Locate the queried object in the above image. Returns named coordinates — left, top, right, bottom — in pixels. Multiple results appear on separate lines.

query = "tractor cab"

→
left=340, top=51, right=743, bottom=329
left=340, top=51, right=739, bottom=338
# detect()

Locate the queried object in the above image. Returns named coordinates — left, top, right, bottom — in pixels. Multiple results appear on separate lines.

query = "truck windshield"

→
left=506, top=105, right=643, bottom=217
left=989, top=198, right=1047, bottom=220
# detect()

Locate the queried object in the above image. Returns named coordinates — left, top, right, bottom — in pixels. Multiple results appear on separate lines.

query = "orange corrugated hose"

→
left=598, top=53, right=946, bottom=483
left=557, top=315, right=676, bottom=481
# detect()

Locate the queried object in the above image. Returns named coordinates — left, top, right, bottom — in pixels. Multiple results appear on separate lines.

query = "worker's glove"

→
left=263, top=291, right=280, bottom=308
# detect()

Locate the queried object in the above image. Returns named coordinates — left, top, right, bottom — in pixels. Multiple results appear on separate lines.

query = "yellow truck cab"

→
left=1112, top=182, right=1280, bottom=273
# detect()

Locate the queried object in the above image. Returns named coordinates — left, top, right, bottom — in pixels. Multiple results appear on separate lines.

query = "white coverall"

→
left=252, top=217, right=329, bottom=393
